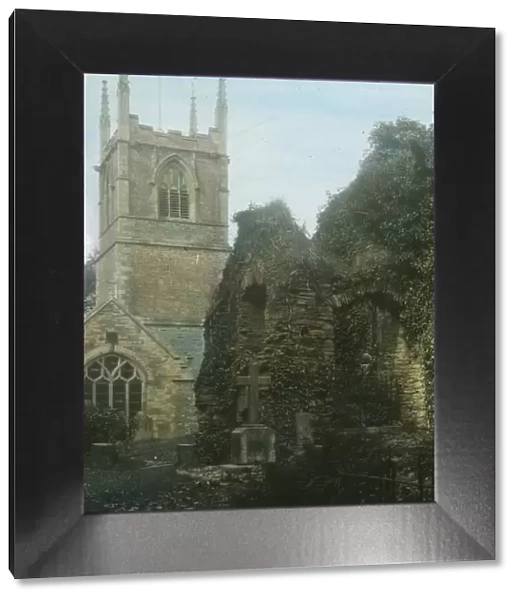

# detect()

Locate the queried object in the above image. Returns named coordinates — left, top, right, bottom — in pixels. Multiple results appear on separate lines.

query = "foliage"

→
left=84, top=403, right=138, bottom=452
left=195, top=200, right=336, bottom=462
left=194, top=424, right=232, bottom=465
left=315, top=118, right=434, bottom=427
left=196, top=119, right=434, bottom=467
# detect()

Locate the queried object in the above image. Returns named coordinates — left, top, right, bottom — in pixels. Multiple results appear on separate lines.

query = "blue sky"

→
left=84, top=75, right=433, bottom=256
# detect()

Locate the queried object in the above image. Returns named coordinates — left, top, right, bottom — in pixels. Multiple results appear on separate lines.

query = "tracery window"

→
left=158, top=165, right=190, bottom=219
left=84, top=354, right=142, bottom=420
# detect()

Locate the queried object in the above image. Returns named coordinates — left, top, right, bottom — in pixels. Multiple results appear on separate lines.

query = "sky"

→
left=84, top=75, right=433, bottom=257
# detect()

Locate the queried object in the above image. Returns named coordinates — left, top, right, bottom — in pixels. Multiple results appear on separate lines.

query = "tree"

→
left=315, top=118, right=434, bottom=425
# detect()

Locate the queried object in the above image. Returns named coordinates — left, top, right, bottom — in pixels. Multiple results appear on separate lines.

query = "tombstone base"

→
left=231, top=425, right=276, bottom=465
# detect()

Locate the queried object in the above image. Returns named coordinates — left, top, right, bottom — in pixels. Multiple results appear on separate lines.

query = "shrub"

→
left=84, top=403, right=138, bottom=453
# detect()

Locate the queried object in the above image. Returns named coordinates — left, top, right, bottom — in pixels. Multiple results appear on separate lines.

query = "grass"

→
left=84, top=438, right=264, bottom=513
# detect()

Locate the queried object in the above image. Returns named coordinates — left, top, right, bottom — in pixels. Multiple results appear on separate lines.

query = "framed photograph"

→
left=10, top=9, right=495, bottom=579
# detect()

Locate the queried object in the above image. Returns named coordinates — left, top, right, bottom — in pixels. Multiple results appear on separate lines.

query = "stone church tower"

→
left=84, top=75, right=230, bottom=439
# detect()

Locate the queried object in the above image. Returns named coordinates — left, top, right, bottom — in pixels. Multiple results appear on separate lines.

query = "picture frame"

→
left=10, top=9, right=495, bottom=578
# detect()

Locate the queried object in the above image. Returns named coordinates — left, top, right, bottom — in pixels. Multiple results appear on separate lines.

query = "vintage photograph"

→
left=84, top=74, right=434, bottom=513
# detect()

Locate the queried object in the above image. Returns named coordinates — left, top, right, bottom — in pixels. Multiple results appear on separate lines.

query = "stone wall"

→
left=124, top=243, right=227, bottom=321
left=99, top=216, right=227, bottom=254
left=128, top=142, right=227, bottom=226
left=195, top=272, right=337, bottom=463
left=254, top=279, right=336, bottom=448
left=89, top=96, right=230, bottom=443
left=195, top=203, right=337, bottom=463
left=84, top=301, right=199, bottom=439
left=332, top=302, right=428, bottom=430
left=95, top=118, right=229, bottom=326
left=376, top=311, right=428, bottom=428
left=98, top=151, right=117, bottom=233
left=96, top=244, right=116, bottom=305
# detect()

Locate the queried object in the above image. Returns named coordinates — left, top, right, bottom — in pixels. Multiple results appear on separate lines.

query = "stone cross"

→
left=236, top=361, right=270, bottom=424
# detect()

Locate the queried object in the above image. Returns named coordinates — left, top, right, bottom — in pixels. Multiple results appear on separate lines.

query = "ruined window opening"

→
left=84, top=354, right=143, bottom=420
left=158, top=165, right=190, bottom=220
left=240, top=282, right=267, bottom=352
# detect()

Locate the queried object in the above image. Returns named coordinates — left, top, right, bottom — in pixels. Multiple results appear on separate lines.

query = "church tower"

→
left=85, top=76, right=230, bottom=439
left=96, top=75, right=229, bottom=319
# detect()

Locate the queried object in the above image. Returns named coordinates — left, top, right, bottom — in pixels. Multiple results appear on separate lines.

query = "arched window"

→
left=240, top=282, right=267, bottom=352
left=158, top=165, right=190, bottom=220
left=84, top=354, right=143, bottom=420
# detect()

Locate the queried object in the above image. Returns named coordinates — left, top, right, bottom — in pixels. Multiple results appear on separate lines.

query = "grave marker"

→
left=236, top=360, right=271, bottom=424
left=232, top=360, right=275, bottom=464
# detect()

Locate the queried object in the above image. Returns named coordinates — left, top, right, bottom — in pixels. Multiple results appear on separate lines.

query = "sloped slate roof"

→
left=85, top=298, right=188, bottom=368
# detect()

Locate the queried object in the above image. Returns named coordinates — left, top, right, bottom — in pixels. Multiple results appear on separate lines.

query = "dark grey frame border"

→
left=10, top=10, right=495, bottom=579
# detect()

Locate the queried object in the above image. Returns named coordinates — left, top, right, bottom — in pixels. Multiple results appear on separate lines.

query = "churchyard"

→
left=85, top=356, right=433, bottom=514
left=84, top=74, right=435, bottom=513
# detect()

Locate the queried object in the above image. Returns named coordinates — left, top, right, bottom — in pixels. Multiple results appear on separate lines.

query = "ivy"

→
left=316, top=118, right=434, bottom=428
left=196, top=118, right=435, bottom=464
left=195, top=200, right=335, bottom=463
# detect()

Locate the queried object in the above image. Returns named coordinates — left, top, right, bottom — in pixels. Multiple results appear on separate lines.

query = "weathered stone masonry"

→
left=85, top=76, right=230, bottom=439
left=195, top=203, right=338, bottom=463
left=195, top=202, right=430, bottom=464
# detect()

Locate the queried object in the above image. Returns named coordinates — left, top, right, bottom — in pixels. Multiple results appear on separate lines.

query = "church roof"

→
left=149, top=324, right=205, bottom=379
left=85, top=298, right=189, bottom=368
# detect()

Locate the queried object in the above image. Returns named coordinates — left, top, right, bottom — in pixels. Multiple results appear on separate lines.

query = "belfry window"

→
left=84, top=354, right=143, bottom=420
left=158, top=165, right=190, bottom=219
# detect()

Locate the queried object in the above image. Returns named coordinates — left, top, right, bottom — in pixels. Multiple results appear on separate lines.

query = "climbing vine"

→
left=195, top=118, right=435, bottom=465
left=195, top=200, right=335, bottom=463
left=316, top=118, right=434, bottom=429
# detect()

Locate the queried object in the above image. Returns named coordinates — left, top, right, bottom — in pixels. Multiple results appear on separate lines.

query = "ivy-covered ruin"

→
left=84, top=117, right=435, bottom=512
left=195, top=200, right=432, bottom=491
left=195, top=200, right=337, bottom=464
left=194, top=119, right=435, bottom=505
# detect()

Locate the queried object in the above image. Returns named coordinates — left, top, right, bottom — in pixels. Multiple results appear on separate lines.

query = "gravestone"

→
left=177, top=443, right=197, bottom=468
left=295, top=412, right=313, bottom=446
left=134, top=411, right=154, bottom=441
left=231, top=360, right=276, bottom=464
left=90, top=443, right=118, bottom=469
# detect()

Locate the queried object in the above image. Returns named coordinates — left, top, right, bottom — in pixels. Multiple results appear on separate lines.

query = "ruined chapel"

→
left=195, top=201, right=430, bottom=465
